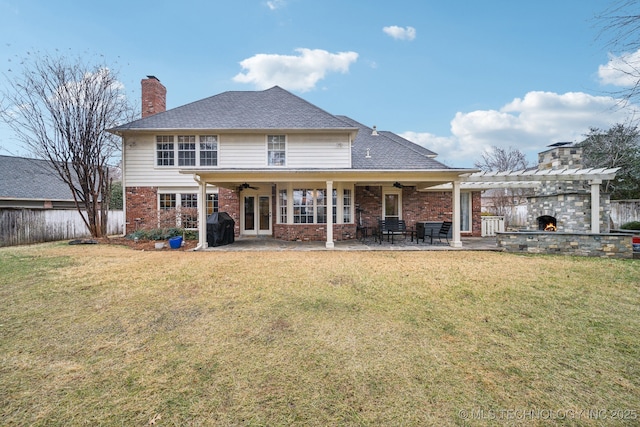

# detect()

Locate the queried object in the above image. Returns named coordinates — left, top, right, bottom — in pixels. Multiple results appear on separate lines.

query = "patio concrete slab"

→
left=201, top=236, right=502, bottom=252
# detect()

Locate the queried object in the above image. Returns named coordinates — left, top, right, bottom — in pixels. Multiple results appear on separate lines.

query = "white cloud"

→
left=598, top=50, right=640, bottom=87
left=266, top=0, right=286, bottom=10
left=233, top=48, right=358, bottom=92
left=382, top=25, right=416, bottom=41
left=401, top=91, right=634, bottom=167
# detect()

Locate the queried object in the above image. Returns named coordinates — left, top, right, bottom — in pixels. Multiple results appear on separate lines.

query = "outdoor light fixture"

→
left=393, top=182, right=403, bottom=188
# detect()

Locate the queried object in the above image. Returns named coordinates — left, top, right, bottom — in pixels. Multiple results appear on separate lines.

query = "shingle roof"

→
left=112, top=85, right=454, bottom=171
left=112, top=86, right=356, bottom=131
left=336, top=116, right=451, bottom=170
left=0, top=155, right=75, bottom=201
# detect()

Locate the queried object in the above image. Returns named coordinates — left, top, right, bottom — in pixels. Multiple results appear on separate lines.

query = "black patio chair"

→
left=423, top=221, right=452, bottom=244
left=435, top=221, right=452, bottom=244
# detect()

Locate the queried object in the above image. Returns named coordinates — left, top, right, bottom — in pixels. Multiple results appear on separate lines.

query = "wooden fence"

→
left=0, top=209, right=124, bottom=247
left=610, top=200, right=640, bottom=228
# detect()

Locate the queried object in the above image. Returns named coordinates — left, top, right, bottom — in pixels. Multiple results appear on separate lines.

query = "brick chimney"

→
left=141, top=76, right=166, bottom=118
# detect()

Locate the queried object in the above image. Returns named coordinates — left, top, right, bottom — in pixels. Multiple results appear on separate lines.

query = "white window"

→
left=285, top=187, right=353, bottom=225
left=178, top=136, right=196, bottom=166
left=278, top=189, right=287, bottom=223
left=156, top=135, right=219, bottom=167
left=343, top=189, right=352, bottom=223
left=180, top=193, right=198, bottom=229
left=158, top=193, right=210, bottom=230
left=200, top=135, right=218, bottom=166
left=156, top=136, right=174, bottom=166
left=293, top=189, right=314, bottom=223
left=268, top=135, right=286, bottom=166
left=461, top=192, right=471, bottom=232
left=206, top=193, right=219, bottom=215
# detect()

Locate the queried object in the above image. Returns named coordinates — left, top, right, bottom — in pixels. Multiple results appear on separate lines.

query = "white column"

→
left=198, top=179, right=208, bottom=249
left=326, top=180, right=335, bottom=249
left=590, top=179, right=602, bottom=234
left=451, top=180, right=462, bottom=247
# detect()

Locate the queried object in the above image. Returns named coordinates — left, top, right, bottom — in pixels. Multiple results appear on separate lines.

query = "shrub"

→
left=621, top=221, right=640, bottom=230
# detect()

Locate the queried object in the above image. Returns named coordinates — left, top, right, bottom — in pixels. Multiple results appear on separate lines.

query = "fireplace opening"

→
left=537, top=215, right=557, bottom=232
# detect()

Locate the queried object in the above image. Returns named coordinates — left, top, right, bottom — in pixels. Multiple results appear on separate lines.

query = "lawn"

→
left=1, top=242, right=639, bottom=426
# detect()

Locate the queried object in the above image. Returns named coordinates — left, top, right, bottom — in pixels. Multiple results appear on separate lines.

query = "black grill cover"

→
left=206, top=212, right=235, bottom=247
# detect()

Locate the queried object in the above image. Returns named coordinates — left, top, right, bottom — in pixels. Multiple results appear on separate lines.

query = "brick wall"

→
left=355, top=186, right=481, bottom=237
left=218, top=188, right=240, bottom=236
left=274, top=223, right=356, bottom=241
left=125, top=186, right=158, bottom=233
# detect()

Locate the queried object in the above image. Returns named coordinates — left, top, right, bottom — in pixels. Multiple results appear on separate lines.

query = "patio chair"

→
left=435, top=221, right=452, bottom=244
left=423, top=221, right=452, bottom=244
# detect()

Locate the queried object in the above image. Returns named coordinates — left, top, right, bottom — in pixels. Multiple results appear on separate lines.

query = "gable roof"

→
left=0, top=155, right=75, bottom=202
left=336, top=116, right=451, bottom=170
left=112, top=86, right=356, bottom=132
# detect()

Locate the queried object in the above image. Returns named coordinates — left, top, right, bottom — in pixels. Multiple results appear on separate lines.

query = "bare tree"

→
left=474, top=145, right=530, bottom=172
left=0, top=52, right=135, bottom=237
left=595, top=0, right=640, bottom=106
left=474, top=146, right=533, bottom=228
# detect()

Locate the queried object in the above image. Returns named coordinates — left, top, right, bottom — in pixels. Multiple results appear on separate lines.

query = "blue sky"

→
left=0, top=0, right=636, bottom=167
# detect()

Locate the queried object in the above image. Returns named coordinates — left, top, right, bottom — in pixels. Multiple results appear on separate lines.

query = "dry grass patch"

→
left=1, top=242, right=639, bottom=425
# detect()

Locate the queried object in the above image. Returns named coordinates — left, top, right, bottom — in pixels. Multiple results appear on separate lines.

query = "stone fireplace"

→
left=526, top=144, right=611, bottom=233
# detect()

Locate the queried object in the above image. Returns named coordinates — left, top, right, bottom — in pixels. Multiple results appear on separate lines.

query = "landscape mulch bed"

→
left=94, top=237, right=199, bottom=251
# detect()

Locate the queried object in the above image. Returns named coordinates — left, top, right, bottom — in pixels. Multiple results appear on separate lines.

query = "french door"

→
left=242, top=194, right=272, bottom=236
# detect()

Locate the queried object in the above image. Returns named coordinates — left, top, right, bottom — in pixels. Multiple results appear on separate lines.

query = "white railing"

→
left=481, top=216, right=505, bottom=237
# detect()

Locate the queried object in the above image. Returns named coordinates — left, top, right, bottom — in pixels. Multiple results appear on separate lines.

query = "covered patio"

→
left=200, top=235, right=500, bottom=251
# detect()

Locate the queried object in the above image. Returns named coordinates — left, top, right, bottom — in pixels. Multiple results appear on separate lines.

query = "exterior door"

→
left=383, top=190, right=401, bottom=220
left=242, top=194, right=272, bottom=235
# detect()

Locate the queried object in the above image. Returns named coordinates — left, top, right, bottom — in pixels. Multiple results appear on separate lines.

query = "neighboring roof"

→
left=112, top=86, right=357, bottom=131
left=0, top=155, right=75, bottom=201
left=336, top=116, right=451, bottom=170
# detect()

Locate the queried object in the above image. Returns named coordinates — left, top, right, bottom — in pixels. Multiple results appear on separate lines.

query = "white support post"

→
left=326, top=180, right=335, bottom=248
left=451, top=180, right=462, bottom=247
left=198, top=178, right=208, bottom=249
left=590, top=179, right=602, bottom=234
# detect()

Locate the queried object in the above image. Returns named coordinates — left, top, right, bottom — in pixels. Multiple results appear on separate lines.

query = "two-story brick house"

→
left=110, top=77, right=480, bottom=249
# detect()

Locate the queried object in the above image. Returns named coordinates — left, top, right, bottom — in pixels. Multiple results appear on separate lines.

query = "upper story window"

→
left=178, top=135, right=196, bottom=166
left=268, top=135, right=286, bottom=166
left=199, top=135, right=218, bottom=166
left=156, top=135, right=218, bottom=167
left=156, top=136, right=175, bottom=166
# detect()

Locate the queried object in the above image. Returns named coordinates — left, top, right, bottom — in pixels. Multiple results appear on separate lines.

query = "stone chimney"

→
left=141, top=76, right=166, bottom=118
left=538, top=143, right=583, bottom=170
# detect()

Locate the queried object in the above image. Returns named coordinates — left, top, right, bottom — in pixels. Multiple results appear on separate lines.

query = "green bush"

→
left=621, top=221, right=640, bottom=230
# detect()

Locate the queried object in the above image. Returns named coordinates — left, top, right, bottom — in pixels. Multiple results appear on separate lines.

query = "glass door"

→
left=242, top=194, right=272, bottom=235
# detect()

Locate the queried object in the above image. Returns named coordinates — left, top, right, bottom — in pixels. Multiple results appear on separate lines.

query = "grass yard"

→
left=1, top=242, right=639, bottom=426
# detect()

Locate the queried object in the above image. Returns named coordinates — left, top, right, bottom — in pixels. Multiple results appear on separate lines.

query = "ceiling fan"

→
left=239, top=182, right=259, bottom=190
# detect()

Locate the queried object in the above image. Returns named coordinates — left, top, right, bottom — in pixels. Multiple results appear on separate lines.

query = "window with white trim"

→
left=178, top=136, right=196, bottom=166
left=316, top=190, right=327, bottom=224
left=293, top=189, right=314, bottom=223
left=343, top=189, right=352, bottom=223
left=206, top=193, right=219, bottom=215
left=268, top=135, right=286, bottom=166
left=156, top=136, right=175, bottom=166
left=461, top=192, right=471, bottom=232
left=278, top=189, right=287, bottom=223
left=180, top=193, right=198, bottom=229
left=200, top=135, right=218, bottom=166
